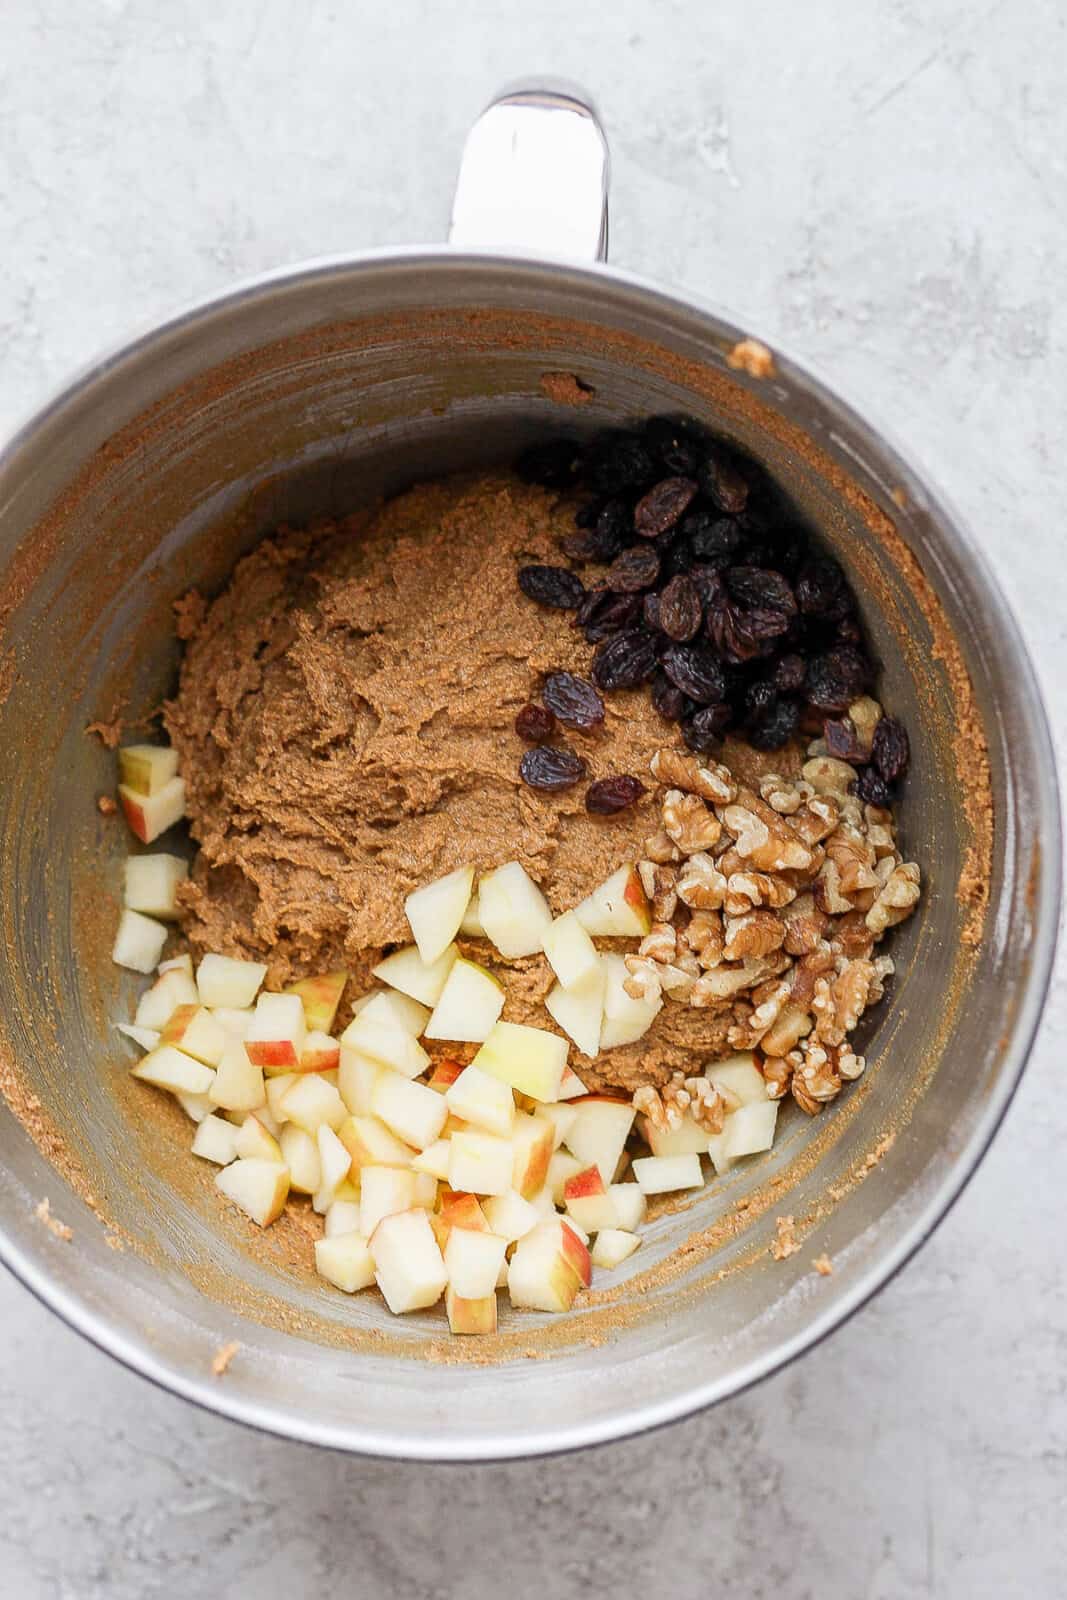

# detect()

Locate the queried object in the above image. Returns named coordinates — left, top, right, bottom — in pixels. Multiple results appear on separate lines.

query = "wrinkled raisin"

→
left=633, top=477, right=698, bottom=537
left=585, top=433, right=656, bottom=493
left=542, top=671, right=605, bottom=731
left=587, top=498, right=633, bottom=562
left=796, top=555, right=847, bottom=616
left=591, top=628, right=659, bottom=691
left=606, top=544, right=661, bottom=592
left=853, top=766, right=891, bottom=807
left=519, top=745, right=587, bottom=792
left=585, top=775, right=647, bottom=814
left=661, top=643, right=727, bottom=705
left=726, top=566, right=797, bottom=617
left=806, top=646, right=872, bottom=712
left=824, top=716, right=868, bottom=763
left=706, top=571, right=792, bottom=661
left=699, top=449, right=749, bottom=514
left=642, top=591, right=662, bottom=631
left=577, top=590, right=643, bottom=642
left=515, top=703, right=556, bottom=742
left=685, top=512, right=744, bottom=562
left=515, top=438, right=580, bottom=487
left=643, top=415, right=703, bottom=475
left=682, top=703, right=734, bottom=752
left=772, top=653, right=807, bottom=694
left=748, top=698, right=800, bottom=751
left=518, top=565, right=585, bottom=610
left=744, top=679, right=778, bottom=720
left=871, top=715, right=910, bottom=782
left=658, top=574, right=703, bottom=642
left=651, top=671, right=689, bottom=721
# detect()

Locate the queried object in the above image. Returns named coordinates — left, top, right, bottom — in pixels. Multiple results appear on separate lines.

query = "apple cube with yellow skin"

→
left=471, top=1021, right=568, bottom=1104
left=115, top=1022, right=159, bottom=1052
left=370, top=1071, right=448, bottom=1152
left=459, top=885, right=485, bottom=936
left=562, top=1095, right=636, bottom=1185
left=337, top=1114, right=413, bottom=1174
left=446, top=1285, right=497, bottom=1335
left=645, top=1115, right=712, bottom=1158
left=632, top=1153, right=704, bottom=1194
left=444, top=1063, right=515, bottom=1139
left=118, top=776, right=186, bottom=845
left=444, top=1226, right=507, bottom=1298
left=314, top=1231, right=376, bottom=1292
left=591, top=1228, right=641, bottom=1269
left=209, top=1043, right=266, bottom=1113
left=372, top=943, right=458, bottom=1008
left=245, top=993, right=306, bottom=1071
left=510, top=1112, right=555, bottom=1199
left=279, top=1125, right=321, bottom=1194
left=112, top=908, right=169, bottom=974
left=411, top=1139, right=452, bottom=1182
left=324, top=1199, right=364, bottom=1239
left=371, top=1208, right=448, bottom=1314
left=424, top=958, right=505, bottom=1044
left=234, top=1114, right=282, bottom=1163
left=123, top=853, right=187, bottom=920
left=355, top=989, right=431, bottom=1038
left=284, top=970, right=348, bottom=1034
left=160, top=1005, right=228, bottom=1067
left=174, top=1089, right=212, bottom=1123
left=132, top=1045, right=214, bottom=1097
left=405, top=865, right=475, bottom=965
left=190, top=1114, right=239, bottom=1166
left=216, top=1159, right=289, bottom=1228
left=563, top=1164, right=621, bottom=1232
left=477, top=860, right=554, bottom=959
left=196, top=953, right=267, bottom=1009
left=448, top=1131, right=514, bottom=1197
left=134, top=967, right=198, bottom=1030
left=118, top=744, right=178, bottom=796
left=572, top=864, right=652, bottom=938
left=507, top=1219, right=591, bottom=1312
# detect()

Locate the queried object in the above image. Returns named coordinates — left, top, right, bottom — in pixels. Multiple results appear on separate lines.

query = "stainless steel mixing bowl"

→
left=0, top=89, right=1057, bottom=1459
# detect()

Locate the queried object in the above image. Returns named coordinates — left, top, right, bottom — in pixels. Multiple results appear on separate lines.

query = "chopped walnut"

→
left=802, top=756, right=857, bottom=797
left=791, top=796, right=841, bottom=847
left=723, top=909, right=786, bottom=962
left=839, top=1049, right=866, bottom=1081
left=636, top=859, right=658, bottom=900
left=681, top=908, right=725, bottom=969
left=691, top=965, right=756, bottom=1004
left=758, top=772, right=804, bottom=814
left=650, top=865, right=678, bottom=922
left=866, top=861, right=921, bottom=934
left=720, top=802, right=813, bottom=874
left=794, top=1037, right=843, bottom=1108
left=686, top=1077, right=726, bottom=1134
left=674, top=851, right=727, bottom=911
left=812, top=1253, right=834, bottom=1277
left=659, top=961, right=699, bottom=999
left=830, top=909, right=876, bottom=960
left=638, top=922, right=677, bottom=965
left=633, top=1083, right=670, bottom=1132
left=643, top=828, right=682, bottom=864
left=814, top=857, right=854, bottom=916
left=651, top=747, right=736, bottom=805
left=782, top=898, right=830, bottom=956
left=761, top=1055, right=793, bottom=1098
left=825, top=824, right=880, bottom=894
left=831, top=958, right=876, bottom=1040
left=663, top=790, right=722, bottom=854
left=848, top=696, right=882, bottom=758
left=725, top=870, right=797, bottom=912
left=623, top=955, right=663, bottom=1003
left=868, top=954, right=895, bottom=1004
left=728, top=978, right=791, bottom=1048
left=761, top=1002, right=814, bottom=1057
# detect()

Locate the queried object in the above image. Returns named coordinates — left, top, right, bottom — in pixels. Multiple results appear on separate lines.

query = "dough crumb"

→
left=211, top=1340, right=240, bottom=1376
left=812, top=1253, right=833, bottom=1276
left=35, top=1197, right=72, bottom=1241
left=771, top=1214, right=800, bottom=1261
left=85, top=708, right=124, bottom=748
left=539, top=370, right=596, bottom=406
left=726, top=338, right=776, bottom=379
left=97, top=794, right=117, bottom=816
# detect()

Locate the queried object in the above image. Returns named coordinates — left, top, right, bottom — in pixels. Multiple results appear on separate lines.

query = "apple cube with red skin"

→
left=446, top=1285, right=497, bottom=1334
left=507, top=1219, right=591, bottom=1312
left=563, top=1164, right=621, bottom=1233
left=160, top=1004, right=228, bottom=1067
left=572, top=864, right=652, bottom=938
left=547, top=1148, right=583, bottom=1203
left=337, top=1114, right=414, bottom=1174
left=438, top=1190, right=491, bottom=1235
left=118, top=744, right=179, bottom=796
left=315, top=1231, right=376, bottom=1292
left=216, top=1159, right=289, bottom=1227
left=284, top=970, right=348, bottom=1034
left=118, top=776, right=186, bottom=844
left=562, top=1095, right=637, bottom=1185
left=245, top=993, right=306, bottom=1070
left=510, top=1112, right=555, bottom=1200
left=112, top=908, right=169, bottom=974
left=371, top=1208, right=448, bottom=1314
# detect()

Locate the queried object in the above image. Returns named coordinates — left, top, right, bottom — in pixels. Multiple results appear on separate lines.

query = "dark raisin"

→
left=560, top=530, right=598, bottom=561
left=796, top=555, right=847, bottom=616
left=699, top=449, right=749, bottom=514
left=772, top=653, right=807, bottom=694
left=836, top=614, right=864, bottom=645
left=633, top=477, right=699, bottom=538
left=519, top=745, right=587, bottom=792
left=585, top=433, right=656, bottom=494
left=748, top=697, right=801, bottom=751
left=515, top=703, right=556, bottom=742
left=581, top=592, right=643, bottom=642
left=824, top=716, right=868, bottom=763
left=542, top=671, right=605, bottom=731
left=515, top=438, right=580, bottom=488
left=518, top=565, right=586, bottom=610
left=657, top=574, right=703, bottom=642
left=591, top=628, right=659, bottom=691
left=726, top=566, right=797, bottom=617
left=685, top=512, right=744, bottom=562
left=606, top=544, right=661, bottom=592
left=642, top=591, right=662, bottom=631
left=682, top=702, right=734, bottom=752
left=706, top=571, right=793, bottom=661
left=651, top=671, right=689, bottom=721
left=587, top=498, right=633, bottom=562
left=574, top=499, right=603, bottom=529
left=871, top=715, right=910, bottom=783
left=744, top=679, right=778, bottom=720
left=853, top=766, right=892, bottom=807
left=585, top=775, right=648, bottom=814
left=643, top=415, right=704, bottom=475
left=660, top=643, right=727, bottom=705
left=806, top=646, right=873, bottom=712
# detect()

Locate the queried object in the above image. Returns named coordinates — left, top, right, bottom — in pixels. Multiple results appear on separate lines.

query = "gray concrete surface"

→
left=1, top=1, right=1065, bottom=1595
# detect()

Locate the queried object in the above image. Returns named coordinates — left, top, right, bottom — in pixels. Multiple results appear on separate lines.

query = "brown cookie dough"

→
left=165, top=471, right=743, bottom=1092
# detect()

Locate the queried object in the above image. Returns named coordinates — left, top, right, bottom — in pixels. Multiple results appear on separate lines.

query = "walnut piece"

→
left=758, top=772, right=804, bottom=814
left=638, top=922, right=677, bottom=965
left=676, top=852, right=727, bottom=910
left=723, top=909, right=786, bottom=962
left=663, top=790, right=722, bottom=854
left=651, top=747, right=737, bottom=805
left=866, top=861, right=921, bottom=934
left=644, top=828, right=682, bottom=864
left=802, top=756, right=857, bottom=797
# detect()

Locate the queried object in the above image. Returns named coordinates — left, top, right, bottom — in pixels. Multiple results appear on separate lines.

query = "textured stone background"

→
left=1, top=2, right=1065, bottom=1595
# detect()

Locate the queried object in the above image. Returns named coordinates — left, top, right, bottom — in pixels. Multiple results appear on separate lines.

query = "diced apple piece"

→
left=284, top=970, right=348, bottom=1033
left=175, top=1089, right=214, bottom=1123
left=424, top=957, right=505, bottom=1043
left=444, top=1227, right=507, bottom=1298
left=131, top=1045, right=214, bottom=1096
left=471, top=1021, right=568, bottom=1104
left=118, top=776, right=186, bottom=844
left=372, top=943, right=458, bottom=1007
left=608, top=1183, right=647, bottom=1231
left=212, top=1006, right=254, bottom=1038
left=357, top=989, right=431, bottom=1037
left=573, top=864, right=652, bottom=937
left=234, top=1114, right=282, bottom=1163
left=632, top=1153, right=705, bottom=1194
left=118, top=744, right=178, bottom=796
left=446, top=1286, right=496, bottom=1335
left=159, top=1004, right=227, bottom=1067
left=245, top=993, right=306, bottom=1071
left=722, top=1099, right=779, bottom=1159
left=134, top=967, right=198, bottom=1029
left=646, top=1117, right=712, bottom=1158
left=507, top=1219, right=591, bottom=1312
left=411, top=1171, right=438, bottom=1209
left=209, top=1042, right=266, bottom=1113
left=337, top=1114, right=414, bottom=1173
left=115, top=1022, right=159, bottom=1052
left=563, top=1164, right=620, bottom=1232
left=444, top=1063, right=515, bottom=1139
left=438, top=1190, right=491, bottom=1235
left=459, top=886, right=485, bottom=937
left=547, top=1148, right=583, bottom=1203
left=311, top=1123, right=353, bottom=1214
left=477, top=861, right=553, bottom=958
left=340, top=1014, right=429, bottom=1080
left=404, top=864, right=475, bottom=966
left=279, top=1074, right=346, bottom=1135
left=411, top=1139, right=451, bottom=1181
left=196, top=953, right=267, bottom=1009
left=448, top=1131, right=514, bottom=1196
left=427, top=1057, right=465, bottom=1093
left=592, top=1228, right=641, bottom=1268
left=264, top=1072, right=298, bottom=1124
left=511, top=1112, right=555, bottom=1200
left=279, top=1125, right=320, bottom=1194
left=216, top=1158, right=289, bottom=1227
left=112, top=908, right=169, bottom=974
left=337, top=1049, right=384, bottom=1116
left=332, top=1175, right=360, bottom=1204
left=296, top=1030, right=340, bottom=1073
left=562, top=1095, right=636, bottom=1185
left=123, top=853, right=187, bottom=920
left=706, top=1053, right=767, bottom=1110
left=558, top=1065, right=588, bottom=1101
left=314, top=1231, right=375, bottom=1292
left=159, top=953, right=194, bottom=977
left=483, top=1189, right=540, bottom=1243
left=545, top=969, right=604, bottom=1058
left=539, top=1102, right=578, bottom=1150
left=562, top=1216, right=589, bottom=1245
left=542, top=910, right=601, bottom=990
left=528, top=1185, right=557, bottom=1218
left=371, top=1071, right=448, bottom=1152
left=599, top=953, right=662, bottom=1049
left=371, top=1208, right=447, bottom=1314
left=705, top=1129, right=735, bottom=1176
left=324, top=1199, right=363, bottom=1239
left=191, top=1113, right=239, bottom=1166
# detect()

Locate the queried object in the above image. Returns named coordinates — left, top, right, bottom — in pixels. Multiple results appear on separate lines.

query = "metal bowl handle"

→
left=449, top=83, right=610, bottom=262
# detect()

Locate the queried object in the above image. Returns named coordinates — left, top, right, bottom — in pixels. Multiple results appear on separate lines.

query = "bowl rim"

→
left=0, top=245, right=1059, bottom=1460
